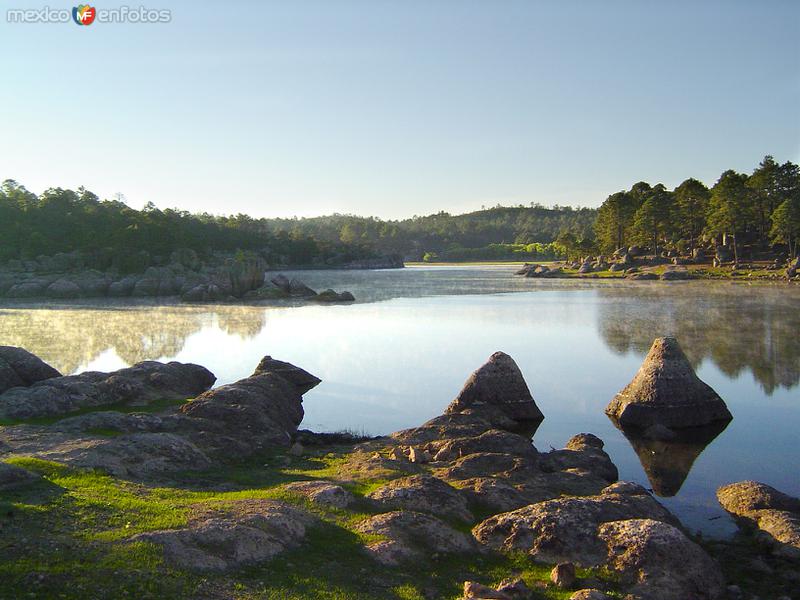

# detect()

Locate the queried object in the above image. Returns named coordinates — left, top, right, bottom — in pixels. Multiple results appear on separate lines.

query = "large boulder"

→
left=605, top=337, right=732, bottom=429
left=660, top=268, right=691, bottom=281
left=626, top=272, right=658, bottom=281
left=355, top=510, right=476, bottom=565
left=0, top=360, right=215, bottom=421
left=0, top=346, right=61, bottom=394
left=107, top=275, right=139, bottom=297
left=283, top=481, right=353, bottom=508
left=37, top=432, right=212, bottom=479
left=598, top=519, right=725, bottom=599
left=45, top=278, right=82, bottom=299
left=6, top=280, right=49, bottom=298
left=133, top=500, right=311, bottom=571
left=132, top=267, right=177, bottom=297
left=180, top=358, right=320, bottom=457
left=472, top=483, right=678, bottom=566
left=717, top=481, right=800, bottom=559
left=269, top=274, right=291, bottom=293
left=367, top=474, right=473, bottom=522
left=538, top=433, right=618, bottom=484
left=288, top=278, right=317, bottom=297
left=445, top=352, right=544, bottom=434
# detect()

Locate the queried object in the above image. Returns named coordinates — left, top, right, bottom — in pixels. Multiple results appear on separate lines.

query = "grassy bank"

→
left=0, top=447, right=621, bottom=600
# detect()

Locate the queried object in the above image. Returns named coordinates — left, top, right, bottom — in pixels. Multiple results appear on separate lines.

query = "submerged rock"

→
left=717, top=481, right=800, bottom=559
left=605, top=337, right=732, bottom=429
left=445, top=352, right=543, bottom=434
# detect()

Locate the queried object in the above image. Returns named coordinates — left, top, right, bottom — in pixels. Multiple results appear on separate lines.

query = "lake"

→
left=1, top=265, right=798, bottom=537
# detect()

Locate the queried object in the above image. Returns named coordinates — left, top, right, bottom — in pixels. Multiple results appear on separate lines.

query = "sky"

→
left=1, top=0, right=799, bottom=219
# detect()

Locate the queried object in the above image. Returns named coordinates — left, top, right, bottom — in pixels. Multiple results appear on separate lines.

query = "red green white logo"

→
left=72, top=5, right=96, bottom=25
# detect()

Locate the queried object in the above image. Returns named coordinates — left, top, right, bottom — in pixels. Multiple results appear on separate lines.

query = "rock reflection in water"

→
left=611, top=420, right=730, bottom=497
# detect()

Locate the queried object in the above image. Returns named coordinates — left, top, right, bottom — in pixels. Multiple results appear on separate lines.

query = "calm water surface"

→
left=1, top=265, right=798, bottom=536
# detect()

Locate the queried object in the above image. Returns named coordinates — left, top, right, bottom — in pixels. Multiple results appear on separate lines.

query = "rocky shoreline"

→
left=515, top=248, right=800, bottom=283
left=0, top=344, right=798, bottom=599
left=0, top=249, right=403, bottom=303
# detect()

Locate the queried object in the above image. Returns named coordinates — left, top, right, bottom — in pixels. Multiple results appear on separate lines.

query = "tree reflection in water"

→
left=0, top=303, right=267, bottom=374
left=596, top=284, right=800, bottom=394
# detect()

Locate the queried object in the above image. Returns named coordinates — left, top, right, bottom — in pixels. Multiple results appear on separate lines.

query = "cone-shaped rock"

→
left=606, top=337, right=732, bottom=429
left=445, top=352, right=543, bottom=432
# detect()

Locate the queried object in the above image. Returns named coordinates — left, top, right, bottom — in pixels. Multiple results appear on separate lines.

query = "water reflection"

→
left=596, top=285, right=800, bottom=394
left=0, top=303, right=266, bottom=373
left=0, top=274, right=798, bottom=397
left=610, top=421, right=730, bottom=497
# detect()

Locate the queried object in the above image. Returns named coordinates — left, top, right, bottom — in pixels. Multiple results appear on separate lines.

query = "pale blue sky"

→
left=1, top=0, right=798, bottom=218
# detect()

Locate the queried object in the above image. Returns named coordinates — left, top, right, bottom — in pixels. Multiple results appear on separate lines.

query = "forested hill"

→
left=254, top=205, right=598, bottom=261
left=0, top=181, right=597, bottom=266
left=3, top=153, right=799, bottom=269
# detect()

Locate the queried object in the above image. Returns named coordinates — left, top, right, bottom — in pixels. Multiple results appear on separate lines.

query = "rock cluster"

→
left=0, top=348, right=320, bottom=477
left=0, top=357, right=215, bottom=421
left=0, top=251, right=269, bottom=302
left=341, top=352, right=727, bottom=599
left=515, top=264, right=564, bottom=278
left=259, top=274, right=356, bottom=303
left=0, top=347, right=735, bottom=598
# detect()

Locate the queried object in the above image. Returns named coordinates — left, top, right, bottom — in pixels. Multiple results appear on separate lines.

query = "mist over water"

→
left=1, top=265, right=798, bottom=536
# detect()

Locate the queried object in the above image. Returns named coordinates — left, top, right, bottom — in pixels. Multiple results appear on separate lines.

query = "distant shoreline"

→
left=409, top=260, right=798, bottom=283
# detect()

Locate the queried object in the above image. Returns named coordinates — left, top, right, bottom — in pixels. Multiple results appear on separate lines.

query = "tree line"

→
left=592, top=156, right=800, bottom=262
left=0, top=181, right=375, bottom=270
left=2, top=154, right=798, bottom=270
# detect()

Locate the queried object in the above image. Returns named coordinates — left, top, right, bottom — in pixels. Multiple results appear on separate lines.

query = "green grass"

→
left=0, top=449, right=623, bottom=600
